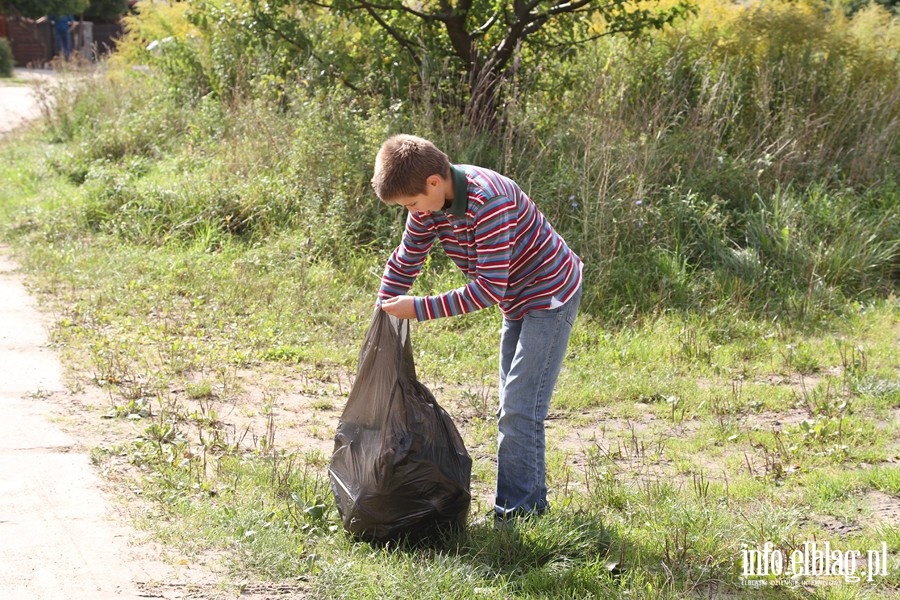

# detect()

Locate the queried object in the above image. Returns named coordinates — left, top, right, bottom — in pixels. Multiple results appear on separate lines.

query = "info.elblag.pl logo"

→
left=740, top=541, right=892, bottom=588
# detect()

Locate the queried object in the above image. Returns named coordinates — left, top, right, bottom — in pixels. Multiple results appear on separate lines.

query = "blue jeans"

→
left=55, top=29, right=72, bottom=59
left=495, top=285, right=581, bottom=517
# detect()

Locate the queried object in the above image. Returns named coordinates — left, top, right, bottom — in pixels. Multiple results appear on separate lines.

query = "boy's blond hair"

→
left=371, top=134, right=451, bottom=202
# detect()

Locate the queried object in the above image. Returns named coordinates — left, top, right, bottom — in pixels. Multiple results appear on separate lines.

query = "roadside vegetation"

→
left=0, top=0, right=897, bottom=598
left=0, top=38, right=13, bottom=78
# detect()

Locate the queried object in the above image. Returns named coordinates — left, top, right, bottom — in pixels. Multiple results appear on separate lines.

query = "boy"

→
left=372, top=134, right=583, bottom=523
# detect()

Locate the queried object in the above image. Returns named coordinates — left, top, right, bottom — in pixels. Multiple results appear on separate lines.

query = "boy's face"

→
left=390, top=174, right=448, bottom=216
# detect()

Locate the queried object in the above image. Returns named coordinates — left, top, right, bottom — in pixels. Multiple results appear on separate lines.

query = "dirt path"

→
left=0, top=69, right=51, bottom=135
left=0, top=248, right=192, bottom=598
left=0, top=70, right=238, bottom=600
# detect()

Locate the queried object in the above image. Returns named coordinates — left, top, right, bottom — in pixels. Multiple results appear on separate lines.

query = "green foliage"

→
left=184, top=0, right=321, bottom=103
left=3, top=108, right=900, bottom=598
left=176, top=0, right=425, bottom=106
left=85, top=0, right=131, bottom=22
left=118, top=0, right=355, bottom=104
left=0, top=38, right=13, bottom=78
left=112, top=1, right=211, bottom=100
left=337, top=0, right=697, bottom=126
left=17, top=0, right=900, bottom=326
left=500, top=0, right=899, bottom=319
left=839, top=0, right=900, bottom=16
left=6, top=0, right=89, bottom=18
left=130, top=0, right=695, bottom=128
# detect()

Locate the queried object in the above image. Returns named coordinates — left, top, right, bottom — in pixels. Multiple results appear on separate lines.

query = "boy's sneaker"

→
left=475, top=505, right=549, bottom=530
left=472, top=510, right=500, bottom=529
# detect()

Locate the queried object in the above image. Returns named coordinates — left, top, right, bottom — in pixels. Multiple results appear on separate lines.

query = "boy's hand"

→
left=380, top=295, right=417, bottom=320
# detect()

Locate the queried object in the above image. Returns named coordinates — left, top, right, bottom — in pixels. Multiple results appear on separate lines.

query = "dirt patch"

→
left=138, top=581, right=312, bottom=599
left=864, top=490, right=900, bottom=528
left=809, top=514, right=864, bottom=537
left=0, top=68, right=55, bottom=136
left=545, top=407, right=726, bottom=498
left=550, top=406, right=704, bottom=455
left=746, top=408, right=811, bottom=431
left=801, top=489, right=900, bottom=543
left=755, top=367, right=843, bottom=393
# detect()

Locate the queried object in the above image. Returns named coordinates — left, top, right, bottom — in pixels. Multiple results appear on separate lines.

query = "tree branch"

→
left=439, top=0, right=476, bottom=65
left=248, top=8, right=363, bottom=92
left=545, top=0, right=595, bottom=16
left=341, top=0, right=443, bottom=22
left=360, top=3, right=424, bottom=65
left=537, top=23, right=641, bottom=49
left=472, top=12, right=498, bottom=38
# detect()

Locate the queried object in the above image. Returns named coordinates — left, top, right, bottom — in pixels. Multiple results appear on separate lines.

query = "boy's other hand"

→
left=380, top=295, right=417, bottom=320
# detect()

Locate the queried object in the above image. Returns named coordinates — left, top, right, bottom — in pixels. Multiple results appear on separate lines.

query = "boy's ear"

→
left=425, top=174, right=442, bottom=188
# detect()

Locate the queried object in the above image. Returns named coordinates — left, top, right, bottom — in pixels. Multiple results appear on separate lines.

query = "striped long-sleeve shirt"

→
left=379, top=165, right=583, bottom=321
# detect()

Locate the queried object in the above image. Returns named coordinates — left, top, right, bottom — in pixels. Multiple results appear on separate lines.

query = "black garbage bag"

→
left=328, top=308, right=472, bottom=543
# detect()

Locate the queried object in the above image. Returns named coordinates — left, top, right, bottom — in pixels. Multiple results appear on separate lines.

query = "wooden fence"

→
left=2, top=17, right=124, bottom=67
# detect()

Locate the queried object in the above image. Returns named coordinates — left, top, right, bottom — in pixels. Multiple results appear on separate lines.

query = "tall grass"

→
left=21, top=0, right=894, bottom=325
left=491, top=1, right=899, bottom=320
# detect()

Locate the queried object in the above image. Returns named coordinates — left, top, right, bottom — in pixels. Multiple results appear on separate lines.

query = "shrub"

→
left=496, top=0, right=899, bottom=319
left=6, top=0, right=89, bottom=20
left=85, top=0, right=131, bottom=23
left=0, top=38, right=13, bottom=78
left=34, top=0, right=900, bottom=324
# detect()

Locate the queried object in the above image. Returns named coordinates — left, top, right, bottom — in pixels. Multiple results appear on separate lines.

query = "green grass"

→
left=1, top=4, right=898, bottom=594
left=2, top=128, right=898, bottom=597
